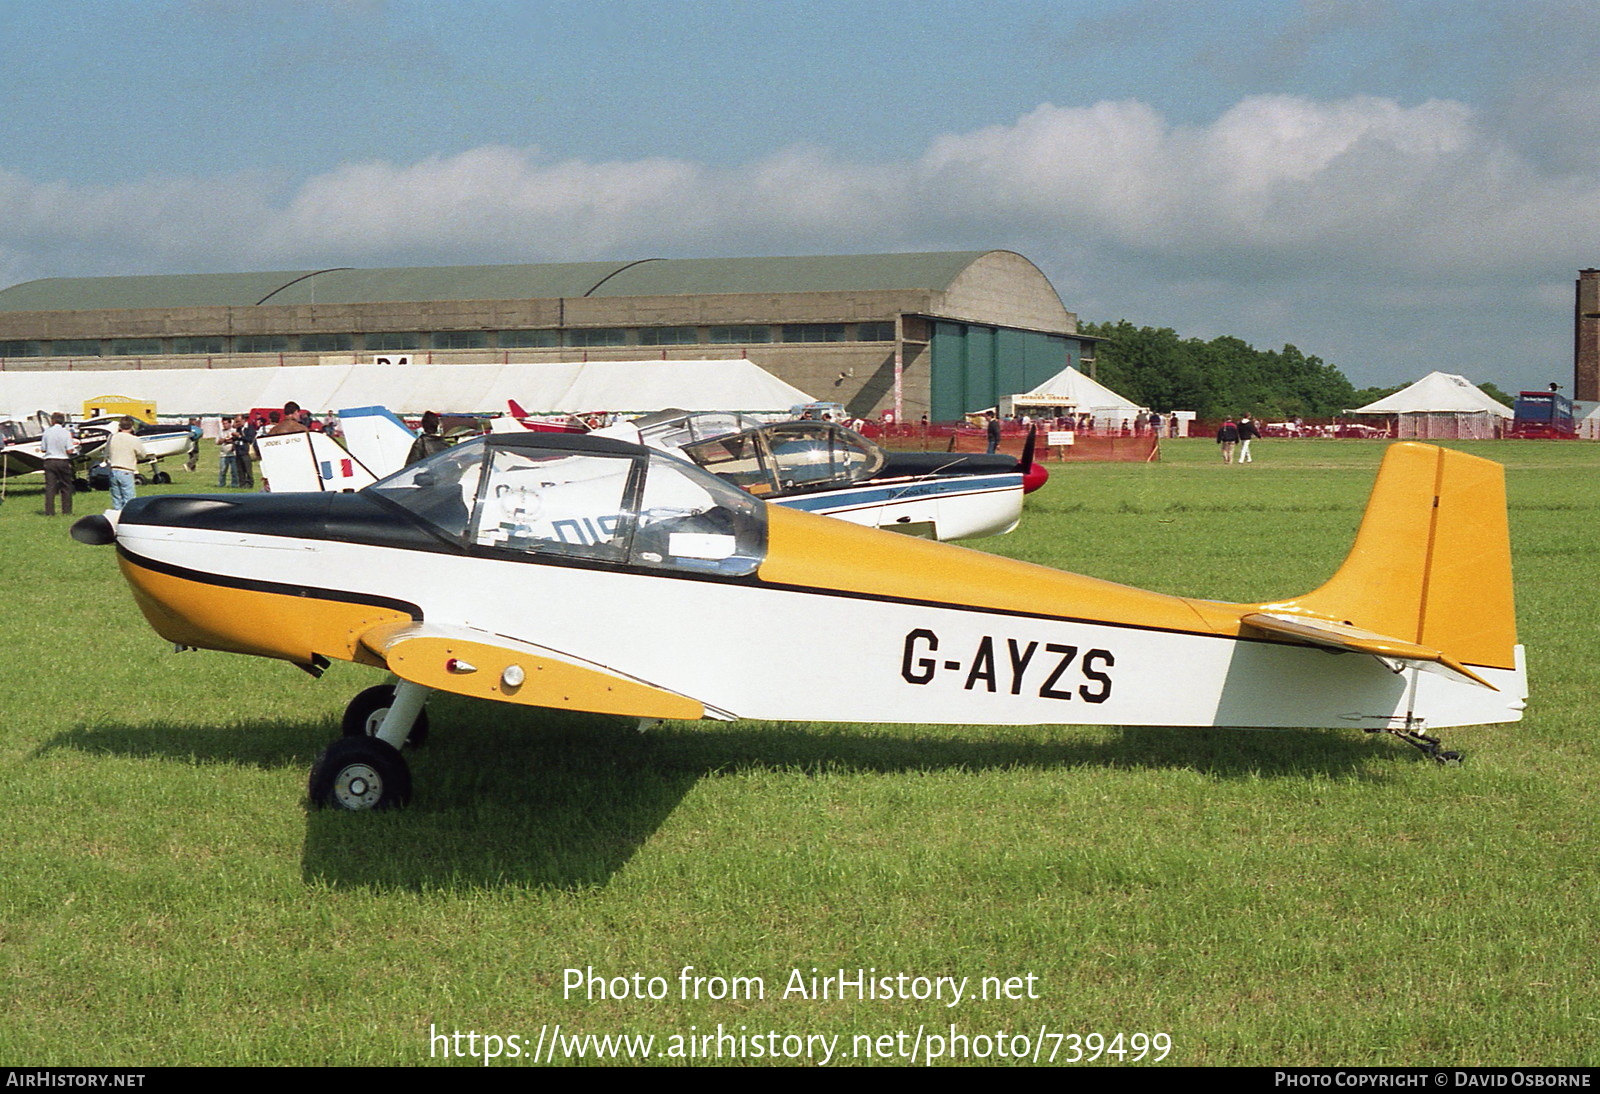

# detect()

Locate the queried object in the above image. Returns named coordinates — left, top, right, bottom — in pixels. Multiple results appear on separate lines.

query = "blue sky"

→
left=3, top=0, right=1597, bottom=393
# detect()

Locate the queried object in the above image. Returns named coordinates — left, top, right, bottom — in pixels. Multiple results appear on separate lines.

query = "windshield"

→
left=367, top=439, right=488, bottom=541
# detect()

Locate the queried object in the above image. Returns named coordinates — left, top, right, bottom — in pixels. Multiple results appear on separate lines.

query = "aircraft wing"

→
left=356, top=621, right=721, bottom=719
left=1239, top=611, right=1494, bottom=689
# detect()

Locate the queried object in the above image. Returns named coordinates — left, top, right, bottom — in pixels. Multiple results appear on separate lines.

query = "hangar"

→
left=0, top=251, right=1093, bottom=422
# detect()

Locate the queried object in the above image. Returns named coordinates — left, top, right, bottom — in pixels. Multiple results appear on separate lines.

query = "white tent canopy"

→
left=1347, top=372, right=1513, bottom=418
left=1577, top=400, right=1599, bottom=441
left=0, top=359, right=815, bottom=419
left=1006, top=365, right=1145, bottom=424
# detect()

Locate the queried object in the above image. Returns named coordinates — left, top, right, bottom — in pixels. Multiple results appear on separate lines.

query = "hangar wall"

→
left=0, top=252, right=1090, bottom=421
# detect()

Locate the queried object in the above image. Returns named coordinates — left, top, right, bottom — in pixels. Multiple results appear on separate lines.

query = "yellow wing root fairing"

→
left=358, top=622, right=707, bottom=720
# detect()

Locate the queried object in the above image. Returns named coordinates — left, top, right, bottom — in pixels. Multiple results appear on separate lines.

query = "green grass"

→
left=0, top=438, right=1596, bottom=1066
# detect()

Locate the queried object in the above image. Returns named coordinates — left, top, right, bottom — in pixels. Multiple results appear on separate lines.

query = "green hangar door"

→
left=928, top=322, right=1076, bottom=421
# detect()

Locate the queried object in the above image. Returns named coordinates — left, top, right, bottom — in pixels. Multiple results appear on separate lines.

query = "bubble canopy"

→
left=366, top=433, right=767, bottom=576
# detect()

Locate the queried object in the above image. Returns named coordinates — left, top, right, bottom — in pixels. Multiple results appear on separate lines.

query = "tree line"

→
left=1078, top=320, right=1513, bottom=420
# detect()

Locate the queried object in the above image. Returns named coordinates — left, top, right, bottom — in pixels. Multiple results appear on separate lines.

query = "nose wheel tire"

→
left=308, top=737, right=412, bottom=811
left=341, top=684, right=429, bottom=748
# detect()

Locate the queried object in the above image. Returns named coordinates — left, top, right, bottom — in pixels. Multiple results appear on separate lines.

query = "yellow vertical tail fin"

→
left=1270, top=443, right=1517, bottom=672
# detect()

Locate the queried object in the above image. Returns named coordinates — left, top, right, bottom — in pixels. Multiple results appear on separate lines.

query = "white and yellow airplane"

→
left=71, top=433, right=1524, bottom=810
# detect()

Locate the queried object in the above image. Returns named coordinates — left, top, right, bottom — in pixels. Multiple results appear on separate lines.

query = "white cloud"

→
left=1, top=92, right=1595, bottom=387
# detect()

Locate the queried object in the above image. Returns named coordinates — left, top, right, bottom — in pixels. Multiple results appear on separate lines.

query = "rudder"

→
left=1270, top=442, right=1517, bottom=672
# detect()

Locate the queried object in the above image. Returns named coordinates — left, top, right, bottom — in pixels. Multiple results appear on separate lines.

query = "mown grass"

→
left=0, top=438, right=1595, bottom=1066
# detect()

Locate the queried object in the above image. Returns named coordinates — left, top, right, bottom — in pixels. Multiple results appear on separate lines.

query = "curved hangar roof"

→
left=0, top=251, right=1049, bottom=312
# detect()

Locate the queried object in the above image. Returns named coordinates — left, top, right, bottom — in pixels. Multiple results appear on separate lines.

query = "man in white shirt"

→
left=40, top=412, right=77, bottom=517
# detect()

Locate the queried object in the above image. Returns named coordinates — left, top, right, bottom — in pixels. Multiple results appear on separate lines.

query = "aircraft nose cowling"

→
left=70, top=513, right=116, bottom=545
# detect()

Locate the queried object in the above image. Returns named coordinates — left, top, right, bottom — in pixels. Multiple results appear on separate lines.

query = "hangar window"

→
left=238, top=335, right=291, bottom=354
left=111, top=338, right=162, bottom=356
left=53, top=340, right=102, bottom=357
left=566, top=328, right=627, bottom=348
left=708, top=325, right=771, bottom=344
left=0, top=341, right=46, bottom=357
left=639, top=327, right=699, bottom=346
left=433, top=331, right=489, bottom=349
left=499, top=329, right=560, bottom=348
left=782, top=324, right=845, bottom=343
left=173, top=337, right=226, bottom=355
left=368, top=332, right=421, bottom=351
left=301, top=333, right=354, bottom=352
left=856, top=322, right=895, bottom=341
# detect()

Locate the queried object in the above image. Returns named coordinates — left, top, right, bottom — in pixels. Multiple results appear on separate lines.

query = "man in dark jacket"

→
left=1216, top=419, right=1240, bottom=464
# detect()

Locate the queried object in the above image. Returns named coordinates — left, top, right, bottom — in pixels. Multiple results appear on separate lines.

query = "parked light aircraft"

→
left=71, top=433, right=1523, bottom=810
left=2, top=415, right=190, bottom=488
left=596, top=409, right=1045, bottom=541
left=261, top=405, right=1044, bottom=541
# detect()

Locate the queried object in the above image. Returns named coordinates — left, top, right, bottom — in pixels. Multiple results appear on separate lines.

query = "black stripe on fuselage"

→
left=116, top=543, right=424, bottom=620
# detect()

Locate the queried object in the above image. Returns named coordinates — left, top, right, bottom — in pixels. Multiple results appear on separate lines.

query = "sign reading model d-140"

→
left=73, top=435, right=1525, bottom=810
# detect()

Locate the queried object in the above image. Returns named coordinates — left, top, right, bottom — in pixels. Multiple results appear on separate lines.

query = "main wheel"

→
left=341, top=684, right=429, bottom=747
left=153, top=471, right=172, bottom=485
left=308, top=737, right=411, bottom=811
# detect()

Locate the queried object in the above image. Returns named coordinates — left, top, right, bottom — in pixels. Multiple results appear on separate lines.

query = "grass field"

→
left=0, top=438, right=1595, bottom=1066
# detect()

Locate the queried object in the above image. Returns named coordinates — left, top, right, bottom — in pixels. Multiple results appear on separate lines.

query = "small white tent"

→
left=1346, top=371, right=1511, bottom=440
left=1007, top=366, right=1146, bottom=430
left=1576, top=400, right=1600, bottom=441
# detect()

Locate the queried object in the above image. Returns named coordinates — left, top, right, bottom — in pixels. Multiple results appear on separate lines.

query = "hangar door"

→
left=928, top=322, right=1075, bottom=421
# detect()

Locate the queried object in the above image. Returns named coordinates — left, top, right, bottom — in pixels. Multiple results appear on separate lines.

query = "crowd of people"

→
left=28, top=401, right=336, bottom=516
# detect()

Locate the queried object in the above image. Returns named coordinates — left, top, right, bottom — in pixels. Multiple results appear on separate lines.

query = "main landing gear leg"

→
left=308, top=681, right=435, bottom=811
left=371, top=680, right=432, bottom=751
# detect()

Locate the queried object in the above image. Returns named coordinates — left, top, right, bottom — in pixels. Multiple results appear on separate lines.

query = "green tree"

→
left=1080, top=320, right=1359, bottom=418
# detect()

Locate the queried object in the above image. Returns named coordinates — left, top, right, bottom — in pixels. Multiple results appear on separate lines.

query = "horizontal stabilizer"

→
left=1240, top=612, right=1494, bottom=689
left=358, top=622, right=709, bottom=719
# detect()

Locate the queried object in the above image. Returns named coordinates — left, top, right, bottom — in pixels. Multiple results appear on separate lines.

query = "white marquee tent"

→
left=1346, top=371, right=1511, bottom=440
left=0, top=359, right=815, bottom=420
left=1006, top=365, right=1146, bottom=429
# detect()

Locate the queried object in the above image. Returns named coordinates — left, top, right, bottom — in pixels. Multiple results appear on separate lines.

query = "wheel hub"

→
left=333, top=763, right=383, bottom=809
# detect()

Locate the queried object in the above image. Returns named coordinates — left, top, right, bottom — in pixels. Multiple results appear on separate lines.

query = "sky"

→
left=1, top=0, right=1597, bottom=393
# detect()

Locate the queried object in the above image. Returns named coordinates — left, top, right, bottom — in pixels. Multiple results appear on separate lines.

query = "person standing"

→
left=1238, top=416, right=1261, bottom=463
left=106, top=417, right=148, bottom=510
left=233, top=415, right=256, bottom=488
left=40, top=412, right=78, bottom=516
left=266, top=401, right=310, bottom=435
left=216, top=417, right=237, bottom=487
left=406, top=410, right=450, bottom=466
left=985, top=410, right=1001, bottom=454
left=184, top=418, right=202, bottom=472
left=1216, top=418, right=1240, bottom=464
